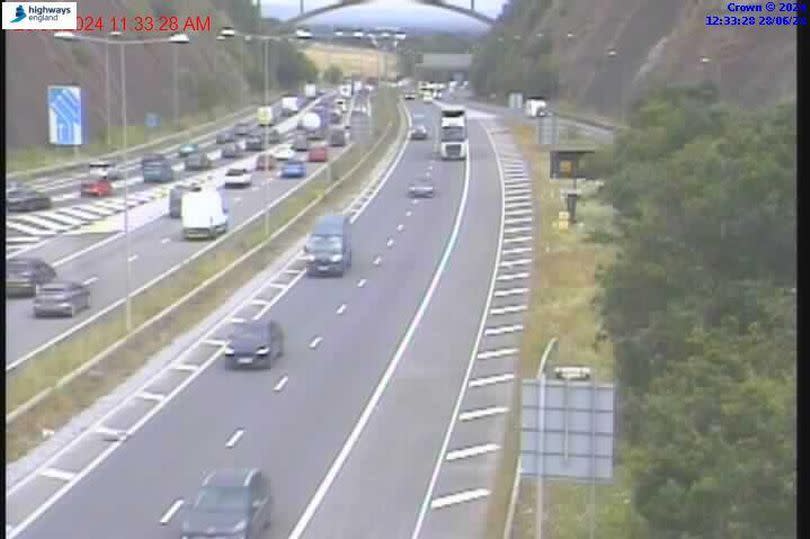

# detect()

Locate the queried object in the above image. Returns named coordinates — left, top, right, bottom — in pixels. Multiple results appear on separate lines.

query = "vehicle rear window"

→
left=39, top=284, right=69, bottom=293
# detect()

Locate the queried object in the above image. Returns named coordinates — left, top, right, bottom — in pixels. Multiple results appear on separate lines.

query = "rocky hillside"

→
left=473, top=0, right=795, bottom=116
left=5, top=0, right=268, bottom=149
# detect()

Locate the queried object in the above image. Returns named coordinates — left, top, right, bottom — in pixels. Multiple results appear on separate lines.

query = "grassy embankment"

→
left=501, top=122, right=642, bottom=538
left=7, top=90, right=404, bottom=462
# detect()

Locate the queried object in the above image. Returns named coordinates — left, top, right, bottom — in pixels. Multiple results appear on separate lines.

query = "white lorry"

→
left=257, top=106, right=274, bottom=127
left=304, top=83, right=317, bottom=100
left=525, top=97, right=548, bottom=117
left=181, top=188, right=229, bottom=240
left=439, top=106, right=467, bottom=160
left=281, top=95, right=300, bottom=116
left=300, top=112, right=325, bottom=140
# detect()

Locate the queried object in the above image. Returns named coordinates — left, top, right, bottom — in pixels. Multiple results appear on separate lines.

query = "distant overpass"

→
left=280, top=0, right=495, bottom=28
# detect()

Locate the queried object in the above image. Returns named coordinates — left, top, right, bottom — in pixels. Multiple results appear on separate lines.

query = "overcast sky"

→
left=260, top=0, right=507, bottom=30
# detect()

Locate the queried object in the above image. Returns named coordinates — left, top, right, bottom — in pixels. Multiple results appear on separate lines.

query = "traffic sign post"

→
left=145, top=113, right=160, bottom=141
left=48, top=85, right=83, bottom=146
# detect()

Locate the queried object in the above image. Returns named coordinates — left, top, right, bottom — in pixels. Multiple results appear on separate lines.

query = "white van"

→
left=181, top=188, right=229, bottom=240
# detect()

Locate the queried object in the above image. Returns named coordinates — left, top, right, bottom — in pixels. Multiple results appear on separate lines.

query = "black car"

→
left=7, top=187, right=51, bottom=212
left=267, top=128, right=282, bottom=144
left=408, top=176, right=436, bottom=198
left=234, top=122, right=251, bottom=136
left=224, top=320, right=284, bottom=369
left=221, top=142, right=242, bottom=159
left=181, top=469, right=271, bottom=539
left=216, top=130, right=236, bottom=144
left=244, top=134, right=266, bottom=152
left=7, top=257, right=57, bottom=297
left=410, top=124, right=429, bottom=140
left=184, top=152, right=213, bottom=171
left=33, top=281, right=90, bottom=317
left=292, top=133, right=309, bottom=152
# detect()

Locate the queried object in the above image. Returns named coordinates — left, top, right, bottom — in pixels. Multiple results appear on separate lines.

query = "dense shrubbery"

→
left=597, top=85, right=796, bottom=537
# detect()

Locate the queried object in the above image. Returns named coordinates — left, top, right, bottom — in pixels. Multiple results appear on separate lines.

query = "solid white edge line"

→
left=274, top=375, right=289, bottom=392
left=430, top=488, right=490, bottom=510
left=159, top=499, right=184, bottom=525
left=225, top=429, right=245, bottom=448
left=409, top=122, right=507, bottom=539
left=445, top=443, right=501, bottom=462
left=288, top=111, right=469, bottom=539
left=469, top=373, right=515, bottom=388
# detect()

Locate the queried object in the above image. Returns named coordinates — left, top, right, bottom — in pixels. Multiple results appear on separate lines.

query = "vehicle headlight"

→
left=330, top=254, right=343, bottom=262
left=224, top=347, right=234, bottom=356
left=256, top=347, right=269, bottom=356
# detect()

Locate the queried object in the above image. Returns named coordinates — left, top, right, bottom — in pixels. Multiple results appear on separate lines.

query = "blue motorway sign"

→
left=48, top=85, right=83, bottom=146
left=145, top=113, right=160, bottom=129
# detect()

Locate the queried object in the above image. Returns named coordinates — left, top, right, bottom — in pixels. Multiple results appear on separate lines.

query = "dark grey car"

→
left=216, top=130, right=236, bottom=144
left=224, top=320, right=284, bottom=369
left=292, top=133, right=310, bottom=152
left=33, top=281, right=90, bottom=317
left=267, top=128, right=282, bottom=144
left=181, top=469, right=271, bottom=539
left=304, top=214, right=352, bottom=276
left=221, top=142, right=242, bottom=159
left=7, top=187, right=51, bottom=212
left=7, top=258, right=57, bottom=297
left=328, top=128, right=347, bottom=147
left=234, top=122, right=251, bottom=136
left=245, top=134, right=266, bottom=152
left=184, top=152, right=213, bottom=171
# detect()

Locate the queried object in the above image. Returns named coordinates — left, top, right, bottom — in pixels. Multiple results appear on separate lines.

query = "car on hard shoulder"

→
left=6, top=257, right=57, bottom=298
left=33, top=280, right=90, bottom=318
left=80, top=178, right=113, bottom=197
left=224, top=320, right=284, bottom=369
left=181, top=469, right=272, bottom=538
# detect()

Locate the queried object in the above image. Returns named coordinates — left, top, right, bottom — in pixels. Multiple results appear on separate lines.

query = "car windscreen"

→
left=193, top=486, right=248, bottom=513
left=441, top=126, right=465, bottom=142
left=231, top=323, right=265, bottom=342
left=307, top=234, right=342, bottom=252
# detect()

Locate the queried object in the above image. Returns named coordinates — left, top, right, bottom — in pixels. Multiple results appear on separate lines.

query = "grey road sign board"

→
left=145, top=113, right=160, bottom=129
left=48, top=85, right=82, bottom=145
left=520, top=377, right=615, bottom=482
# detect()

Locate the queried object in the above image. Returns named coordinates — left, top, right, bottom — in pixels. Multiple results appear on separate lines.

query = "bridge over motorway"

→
left=280, top=0, right=495, bottom=27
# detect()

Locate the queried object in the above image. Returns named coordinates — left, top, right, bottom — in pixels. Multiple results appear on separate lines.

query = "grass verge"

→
left=6, top=90, right=404, bottom=462
left=7, top=93, right=267, bottom=177
left=500, top=122, right=643, bottom=538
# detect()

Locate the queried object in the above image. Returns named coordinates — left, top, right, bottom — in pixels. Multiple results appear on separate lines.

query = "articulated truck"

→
left=438, top=106, right=467, bottom=160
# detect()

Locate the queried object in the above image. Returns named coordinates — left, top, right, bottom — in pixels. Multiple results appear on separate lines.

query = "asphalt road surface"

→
left=7, top=101, right=506, bottom=539
left=5, top=93, right=368, bottom=366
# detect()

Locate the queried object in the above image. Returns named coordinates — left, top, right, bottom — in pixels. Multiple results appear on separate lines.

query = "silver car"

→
left=33, top=281, right=90, bottom=317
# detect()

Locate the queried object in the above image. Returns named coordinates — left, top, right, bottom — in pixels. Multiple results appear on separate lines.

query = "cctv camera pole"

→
left=105, top=39, right=111, bottom=146
left=120, top=42, right=132, bottom=331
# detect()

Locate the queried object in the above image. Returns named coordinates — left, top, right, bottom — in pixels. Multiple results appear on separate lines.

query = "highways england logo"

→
left=2, top=2, right=77, bottom=30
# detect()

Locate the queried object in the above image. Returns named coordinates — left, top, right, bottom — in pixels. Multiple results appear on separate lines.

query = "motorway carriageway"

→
left=7, top=101, right=507, bottom=539
left=6, top=96, right=326, bottom=258
left=5, top=92, right=370, bottom=366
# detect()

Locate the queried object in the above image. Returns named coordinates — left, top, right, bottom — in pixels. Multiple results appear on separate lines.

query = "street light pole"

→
left=263, top=38, right=270, bottom=237
left=105, top=39, right=111, bottom=146
left=120, top=42, right=132, bottom=331
left=173, top=44, right=179, bottom=127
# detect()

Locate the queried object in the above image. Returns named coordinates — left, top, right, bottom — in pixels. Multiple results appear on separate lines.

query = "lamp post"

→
left=55, top=31, right=191, bottom=331
left=607, top=48, right=621, bottom=122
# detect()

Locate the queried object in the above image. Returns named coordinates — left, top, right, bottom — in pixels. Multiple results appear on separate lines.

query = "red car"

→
left=308, top=146, right=328, bottom=163
left=255, top=153, right=277, bottom=171
left=80, top=178, right=113, bottom=197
